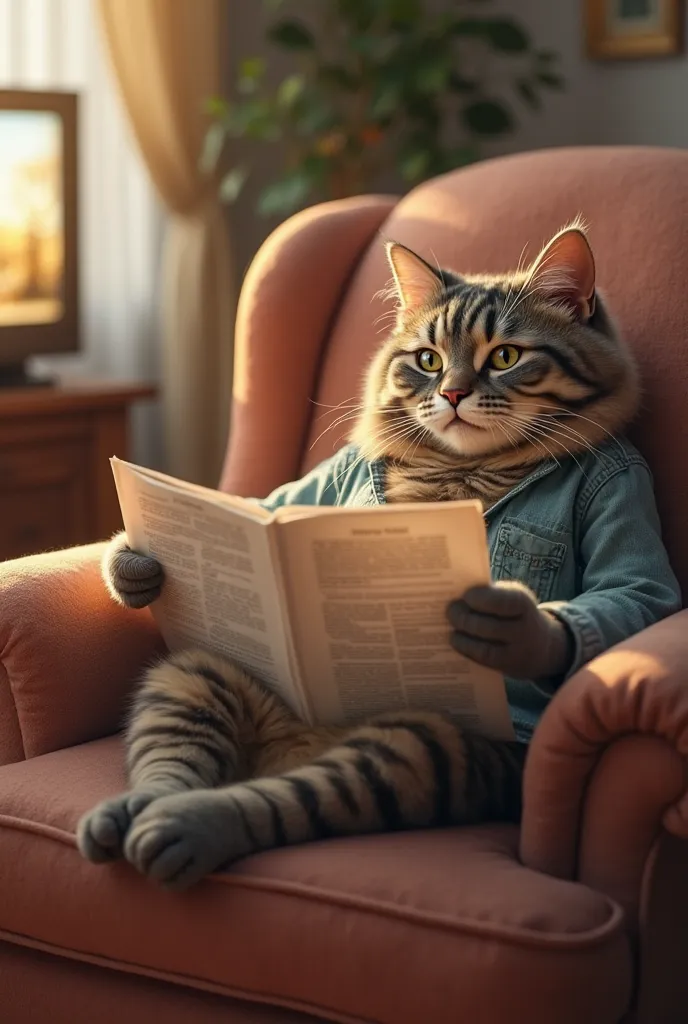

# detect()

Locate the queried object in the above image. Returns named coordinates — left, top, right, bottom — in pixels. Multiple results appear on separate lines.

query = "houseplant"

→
left=203, top=0, right=563, bottom=216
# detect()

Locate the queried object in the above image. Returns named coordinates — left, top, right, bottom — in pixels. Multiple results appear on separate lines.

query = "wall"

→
left=498, top=0, right=688, bottom=152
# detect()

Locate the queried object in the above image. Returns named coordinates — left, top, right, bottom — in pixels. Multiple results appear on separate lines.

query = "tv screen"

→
left=0, top=90, right=78, bottom=380
left=0, top=109, right=64, bottom=327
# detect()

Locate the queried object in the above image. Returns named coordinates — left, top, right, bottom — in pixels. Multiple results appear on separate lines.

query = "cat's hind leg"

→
left=77, top=651, right=291, bottom=863
left=123, top=712, right=526, bottom=890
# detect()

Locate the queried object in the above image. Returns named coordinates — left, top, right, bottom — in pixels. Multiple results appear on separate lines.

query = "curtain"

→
left=0, top=0, right=163, bottom=468
left=98, top=0, right=235, bottom=486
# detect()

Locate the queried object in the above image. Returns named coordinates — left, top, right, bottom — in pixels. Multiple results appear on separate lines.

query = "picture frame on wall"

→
left=586, top=0, right=684, bottom=58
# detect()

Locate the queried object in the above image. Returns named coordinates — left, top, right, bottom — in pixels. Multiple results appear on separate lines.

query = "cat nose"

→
left=440, top=387, right=472, bottom=408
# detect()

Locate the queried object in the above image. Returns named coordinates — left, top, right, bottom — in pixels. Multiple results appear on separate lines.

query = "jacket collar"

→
left=366, top=456, right=559, bottom=518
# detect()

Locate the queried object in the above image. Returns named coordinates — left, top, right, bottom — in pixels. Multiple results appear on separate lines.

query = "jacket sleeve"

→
left=541, top=460, right=682, bottom=678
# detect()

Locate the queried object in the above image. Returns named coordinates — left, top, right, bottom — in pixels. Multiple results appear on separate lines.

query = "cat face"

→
left=354, top=225, right=639, bottom=466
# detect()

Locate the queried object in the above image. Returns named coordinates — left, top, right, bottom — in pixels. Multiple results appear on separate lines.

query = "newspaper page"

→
left=276, top=503, right=515, bottom=741
left=111, top=459, right=304, bottom=715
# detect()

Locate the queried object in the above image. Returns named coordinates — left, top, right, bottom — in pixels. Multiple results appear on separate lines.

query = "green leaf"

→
left=445, top=144, right=480, bottom=169
left=448, top=72, right=478, bottom=94
left=258, top=172, right=313, bottom=216
left=301, top=153, right=330, bottom=183
left=516, top=78, right=540, bottom=109
left=349, top=34, right=379, bottom=58
left=237, top=59, right=265, bottom=96
left=219, top=167, right=248, bottom=203
left=371, top=82, right=400, bottom=119
left=318, top=64, right=358, bottom=91
left=295, top=96, right=337, bottom=135
left=450, top=16, right=532, bottom=52
left=399, top=148, right=431, bottom=183
left=450, top=18, right=491, bottom=37
left=536, top=71, right=565, bottom=89
left=227, top=99, right=281, bottom=141
left=486, top=19, right=529, bottom=53
left=237, top=58, right=268, bottom=96
left=204, top=96, right=230, bottom=118
left=267, top=19, right=315, bottom=50
left=199, top=122, right=226, bottom=174
left=277, top=73, right=305, bottom=108
left=414, top=59, right=451, bottom=94
left=463, top=99, right=514, bottom=136
left=337, top=0, right=375, bottom=30
left=388, top=0, right=421, bottom=25
left=239, top=57, right=266, bottom=82
left=404, top=92, right=441, bottom=129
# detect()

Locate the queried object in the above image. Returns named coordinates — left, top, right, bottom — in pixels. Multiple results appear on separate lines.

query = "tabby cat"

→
left=77, top=224, right=639, bottom=890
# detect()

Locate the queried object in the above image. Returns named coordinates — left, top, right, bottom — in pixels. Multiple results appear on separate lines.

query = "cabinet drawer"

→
left=0, top=441, right=85, bottom=487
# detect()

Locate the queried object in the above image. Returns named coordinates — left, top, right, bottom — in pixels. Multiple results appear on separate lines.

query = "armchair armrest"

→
left=0, top=543, right=164, bottom=765
left=520, top=610, right=688, bottom=921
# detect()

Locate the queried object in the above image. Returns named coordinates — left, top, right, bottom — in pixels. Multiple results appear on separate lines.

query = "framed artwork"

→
left=586, top=0, right=684, bottom=58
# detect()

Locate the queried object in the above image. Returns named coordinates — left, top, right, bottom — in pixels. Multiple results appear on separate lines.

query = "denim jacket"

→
left=258, top=440, right=681, bottom=741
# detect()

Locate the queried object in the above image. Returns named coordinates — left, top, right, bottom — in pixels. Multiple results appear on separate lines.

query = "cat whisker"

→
left=507, top=401, right=625, bottom=456
left=308, top=396, right=360, bottom=412
left=541, top=409, right=626, bottom=455
left=508, top=418, right=593, bottom=477
left=366, top=418, right=429, bottom=458
left=507, top=411, right=601, bottom=461
left=398, top=423, right=433, bottom=465
left=309, top=403, right=408, bottom=452
left=502, top=419, right=561, bottom=467
left=493, top=420, right=518, bottom=452
left=499, top=244, right=530, bottom=323
left=526, top=415, right=604, bottom=459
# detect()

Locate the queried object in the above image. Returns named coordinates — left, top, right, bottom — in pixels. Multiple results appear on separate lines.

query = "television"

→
left=0, top=90, right=78, bottom=387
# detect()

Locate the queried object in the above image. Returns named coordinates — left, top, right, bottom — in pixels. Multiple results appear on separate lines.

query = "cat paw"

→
left=77, top=788, right=166, bottom=863
left=103, top=532, right=164, bottom=609
left=124, top=791, right=247, bottom=890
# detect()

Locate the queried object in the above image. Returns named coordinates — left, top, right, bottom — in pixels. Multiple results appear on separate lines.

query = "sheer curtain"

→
left=98, top=0, right=235, bottom=487
left=0, top=0, right=164, bottom=467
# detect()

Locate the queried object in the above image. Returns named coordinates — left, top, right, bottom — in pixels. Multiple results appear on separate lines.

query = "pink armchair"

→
left=2, top=147, right=688, bottom=1024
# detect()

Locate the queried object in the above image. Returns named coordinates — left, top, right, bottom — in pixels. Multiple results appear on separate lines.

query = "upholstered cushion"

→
left=0, top=737, right=630, bottom=1024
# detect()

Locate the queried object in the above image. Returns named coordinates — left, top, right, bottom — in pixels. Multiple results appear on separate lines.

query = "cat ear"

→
left=528, top=226, right=596, bottom=321
left=386, top=241, right=443, bottom=312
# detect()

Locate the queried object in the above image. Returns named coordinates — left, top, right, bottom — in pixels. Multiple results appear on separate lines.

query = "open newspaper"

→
left=111, top=458, right=515, bottom=741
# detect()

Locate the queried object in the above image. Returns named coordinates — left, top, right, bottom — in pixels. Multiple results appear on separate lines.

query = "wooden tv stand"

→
left=0, top=379, right=156, bottom=561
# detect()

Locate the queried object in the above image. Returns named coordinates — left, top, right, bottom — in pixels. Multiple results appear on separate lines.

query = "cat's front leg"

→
left=102, top=530, right=164, bottom=609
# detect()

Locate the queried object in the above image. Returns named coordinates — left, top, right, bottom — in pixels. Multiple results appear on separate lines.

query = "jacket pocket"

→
left=491, top=519, right=567, bottom=603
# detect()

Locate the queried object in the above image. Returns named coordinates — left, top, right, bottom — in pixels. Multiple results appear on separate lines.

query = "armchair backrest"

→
left=223, top=147, right=688, bottom=595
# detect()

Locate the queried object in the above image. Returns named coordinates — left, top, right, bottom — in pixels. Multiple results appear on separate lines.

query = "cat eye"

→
left=416, top=349, right=443, bottom=373
left=489, top=345, right=521, bottom=371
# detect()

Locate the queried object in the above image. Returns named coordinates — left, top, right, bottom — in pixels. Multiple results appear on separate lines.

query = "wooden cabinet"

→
left=0, top=380, right=156, bottom=561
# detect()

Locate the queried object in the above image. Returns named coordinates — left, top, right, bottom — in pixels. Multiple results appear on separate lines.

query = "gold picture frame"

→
left=586, top=0, right=684, bottom=58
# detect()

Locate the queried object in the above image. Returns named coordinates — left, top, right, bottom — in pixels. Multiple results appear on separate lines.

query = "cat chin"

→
left=425, top=421, right=508, bottom=458
left=416, top=409, right=496, bottom=454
